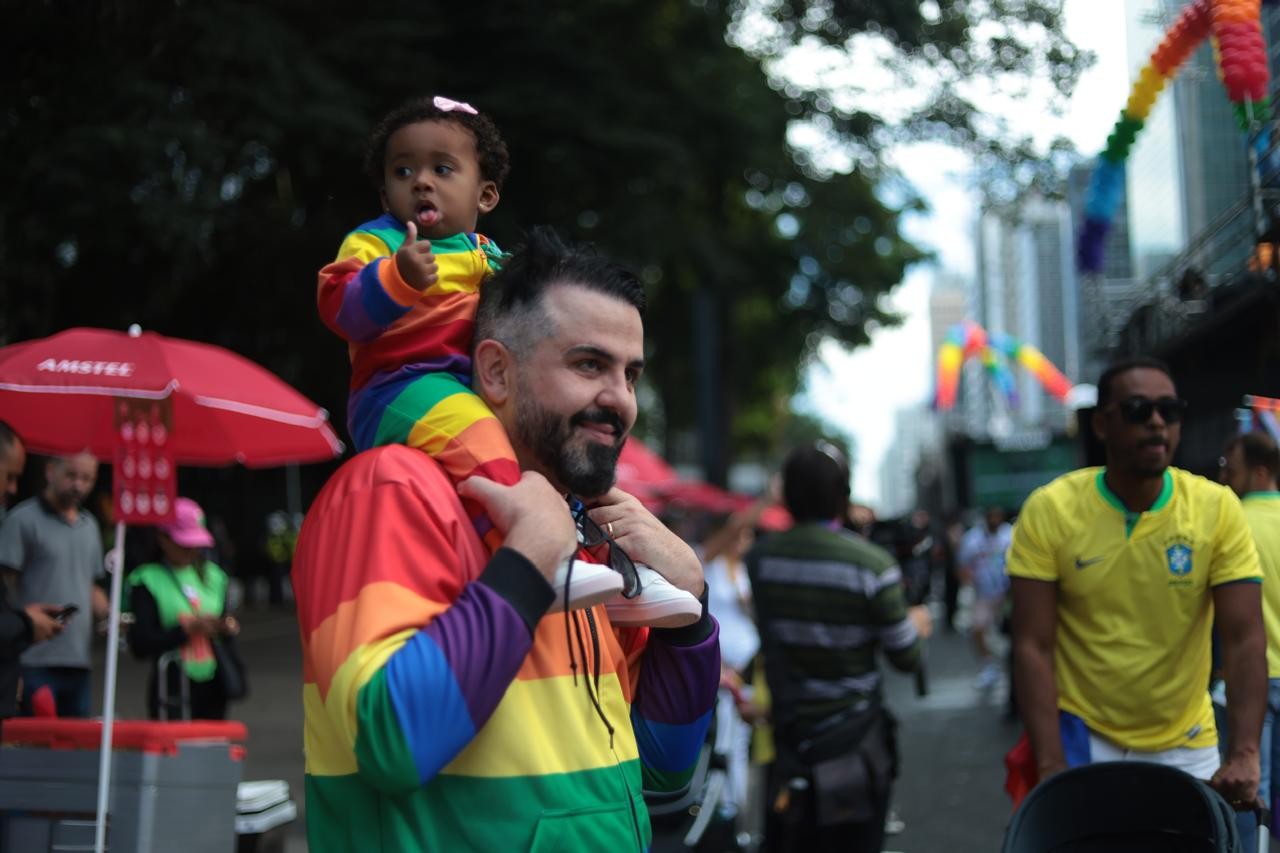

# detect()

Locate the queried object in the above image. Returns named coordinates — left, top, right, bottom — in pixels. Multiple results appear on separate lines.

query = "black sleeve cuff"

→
left=477, top=547, right=556, bottom=637
left=650, top=582, right=715, bottom=647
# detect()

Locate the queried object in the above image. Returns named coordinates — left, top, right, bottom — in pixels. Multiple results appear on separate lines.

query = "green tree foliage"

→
left=0, top=0, right=1085, bottom=479
left=728, top=0, right=1092, bottom=199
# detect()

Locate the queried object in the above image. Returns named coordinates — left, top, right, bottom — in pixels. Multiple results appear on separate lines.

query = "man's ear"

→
left=1091, top=408, right=1107, bottom=444
left=473, top=338, right=515, bottom=407
left=477, top=182, right=499, bottom=215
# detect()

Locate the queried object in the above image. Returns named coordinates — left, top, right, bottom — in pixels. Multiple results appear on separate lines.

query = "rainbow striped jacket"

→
left=293, top=445, right=720, bottom=851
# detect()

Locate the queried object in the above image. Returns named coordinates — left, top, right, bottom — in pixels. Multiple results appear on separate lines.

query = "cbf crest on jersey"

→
left=1166, top=542, right=1194, bottom=578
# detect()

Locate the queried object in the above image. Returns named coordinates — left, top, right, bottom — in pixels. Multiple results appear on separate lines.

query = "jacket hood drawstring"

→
left=565, top=497, right=616, bottom=749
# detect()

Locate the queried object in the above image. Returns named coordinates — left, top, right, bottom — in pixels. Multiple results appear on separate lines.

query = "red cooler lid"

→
left=1, top=718, right=248, bottom=755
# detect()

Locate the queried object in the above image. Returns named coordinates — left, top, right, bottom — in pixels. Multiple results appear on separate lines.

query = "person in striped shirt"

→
left=294, top=228, right=720, bottom=851
left=747, top=442, right=930, bottom=853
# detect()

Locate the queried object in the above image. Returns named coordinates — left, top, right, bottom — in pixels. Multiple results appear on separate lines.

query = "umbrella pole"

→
left=94, top=520, right=126, bottom=853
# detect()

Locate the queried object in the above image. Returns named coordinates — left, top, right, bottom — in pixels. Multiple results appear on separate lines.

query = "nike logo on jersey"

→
left=1074, top=555, right=1106, bottom=570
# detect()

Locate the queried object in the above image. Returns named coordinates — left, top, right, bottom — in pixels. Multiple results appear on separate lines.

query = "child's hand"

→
left=395, top=221, right=439, bottom=291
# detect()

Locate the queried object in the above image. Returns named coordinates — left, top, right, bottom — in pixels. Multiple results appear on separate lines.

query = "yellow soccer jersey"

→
left=1243, top=492, right=1280, bottom=678
left=1008, top=466, right=1261, bottom=752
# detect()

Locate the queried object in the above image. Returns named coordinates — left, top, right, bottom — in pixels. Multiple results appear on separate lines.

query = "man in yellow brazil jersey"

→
left=1219, top=430, right=1280, bottom=813
left=1009, top=357, right=1265, bottom=809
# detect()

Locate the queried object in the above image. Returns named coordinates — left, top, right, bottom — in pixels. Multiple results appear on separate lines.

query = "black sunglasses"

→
left=1112, top=396, right=1188, bottom=425
left=572, top=502, right=641, bottom=599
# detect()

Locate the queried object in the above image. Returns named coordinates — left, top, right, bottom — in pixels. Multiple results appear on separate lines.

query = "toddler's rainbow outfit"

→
left=317, top=213, right=518, bottom=549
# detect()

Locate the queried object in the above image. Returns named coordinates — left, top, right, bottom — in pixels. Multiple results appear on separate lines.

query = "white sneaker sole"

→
left=605, top=595, right=703, bottom=629
left=548, top=561, right=625, bottom=613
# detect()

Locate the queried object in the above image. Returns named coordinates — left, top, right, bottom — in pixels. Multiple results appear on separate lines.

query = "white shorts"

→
left=1087, top=733, right=1221, bottom=780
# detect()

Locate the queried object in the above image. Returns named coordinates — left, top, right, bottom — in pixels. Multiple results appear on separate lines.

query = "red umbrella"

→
left=661, top=479, right=746, bottom=514
left=757, top=504, right=793, bottom=532
left=0, top=326, right=343, bottom=466
left=0, top=325, right=343, bottom=853
left=615, top=438, right=682, bottom=509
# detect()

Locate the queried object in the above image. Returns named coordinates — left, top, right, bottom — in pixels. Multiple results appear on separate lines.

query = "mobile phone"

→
left=53, top=604, right=79, bottom=623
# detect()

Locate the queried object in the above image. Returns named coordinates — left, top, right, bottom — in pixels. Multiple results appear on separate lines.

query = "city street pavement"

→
left=82, top=597, right=1021, bottom=853
left=880, top=606, right=1023, bottom=852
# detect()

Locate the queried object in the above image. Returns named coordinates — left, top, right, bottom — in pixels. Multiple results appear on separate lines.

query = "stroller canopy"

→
left=1002, top=761, right=1240, bottom=852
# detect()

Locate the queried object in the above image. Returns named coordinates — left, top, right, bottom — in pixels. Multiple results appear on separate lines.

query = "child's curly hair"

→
left=364, top=95, right=510, bottom=190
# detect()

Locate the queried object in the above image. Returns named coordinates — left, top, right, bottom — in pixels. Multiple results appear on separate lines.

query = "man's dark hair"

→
left=1096, top=356, right=1175, bottom=408
left=1226, top=431, right=1280, bottom=479
left=474, top=226, right=646, bottom=355
left=364, top=95, right=510, bottom=190
left=0, top=420, right=20, bottom=453
left=781, top=441, right=850, bottom=523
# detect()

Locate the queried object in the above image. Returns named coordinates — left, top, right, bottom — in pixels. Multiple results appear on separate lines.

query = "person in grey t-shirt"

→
left=0, top=451, right=109, bottom=717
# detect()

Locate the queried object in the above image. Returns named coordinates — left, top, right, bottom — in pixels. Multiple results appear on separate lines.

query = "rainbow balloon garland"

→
left=934, top=321, right=1074, bottom=411
left=1077, top=0, right=1272, bottom=274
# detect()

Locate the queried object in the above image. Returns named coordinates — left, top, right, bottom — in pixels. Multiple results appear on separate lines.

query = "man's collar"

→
left=1096, top=468, right=1174, bottom=514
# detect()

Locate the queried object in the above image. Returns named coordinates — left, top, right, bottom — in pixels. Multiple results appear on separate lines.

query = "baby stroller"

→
left=648, top=689, right=752, bottom=852
left=1002, top=761, right=1261, bottom=852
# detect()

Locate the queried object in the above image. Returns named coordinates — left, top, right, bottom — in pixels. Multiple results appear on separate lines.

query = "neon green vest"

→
left=127, top=561, right=228, bottom=682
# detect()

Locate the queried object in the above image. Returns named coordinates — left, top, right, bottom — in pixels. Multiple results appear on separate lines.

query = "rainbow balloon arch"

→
left=935, top=321, right=1075, bottom=412
left=1078, top=0, right=1272, bottom=274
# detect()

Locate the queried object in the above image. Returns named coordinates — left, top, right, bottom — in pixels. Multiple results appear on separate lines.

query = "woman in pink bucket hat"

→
left=124, top=497, right=244, bottom=719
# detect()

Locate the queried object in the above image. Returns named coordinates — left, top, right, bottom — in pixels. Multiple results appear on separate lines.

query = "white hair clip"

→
left=433, top=96, right=478, bottom=115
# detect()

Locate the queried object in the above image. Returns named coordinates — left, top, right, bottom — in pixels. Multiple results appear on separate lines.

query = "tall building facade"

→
left=1123, top=0, right=1264, bottom=280
left=878, top=404, right=939, bottom=519
left=969, top=196, right=1078, bottom=437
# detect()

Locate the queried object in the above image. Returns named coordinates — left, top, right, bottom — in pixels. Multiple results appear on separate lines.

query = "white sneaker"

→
left=605, top=564, right=702, bottom=629
left=548, top=558, right=625, bottom=613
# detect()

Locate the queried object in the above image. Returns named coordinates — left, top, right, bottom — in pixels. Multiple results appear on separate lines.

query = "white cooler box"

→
left=236, top=779, right=297, bottom=853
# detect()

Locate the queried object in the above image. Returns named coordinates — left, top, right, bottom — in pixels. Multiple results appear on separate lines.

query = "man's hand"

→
left=1210, top=750, right=1261, bottom=810
left=459, top=472, right=578, bottom=583
left=394, top=221, right=439, bottom=290
left=907, top=604, right=933, bottom=640
left=586, top=488, right=705, bottom=597
left=24, top=603, right=63, bottom=643
left=179, top=613, right=215, bottom=638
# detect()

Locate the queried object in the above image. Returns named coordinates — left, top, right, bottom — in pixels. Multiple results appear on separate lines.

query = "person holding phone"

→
left=0, top=447, right=107, bottom=718
left=125, top=497, right=241, bottom=720
left=0, top=422, right=68, bottom=728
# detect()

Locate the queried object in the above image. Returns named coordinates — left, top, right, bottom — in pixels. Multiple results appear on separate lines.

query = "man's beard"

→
left=514, top=394, right=624, bottom=498
left=52, top=488, right=85, bottom=511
